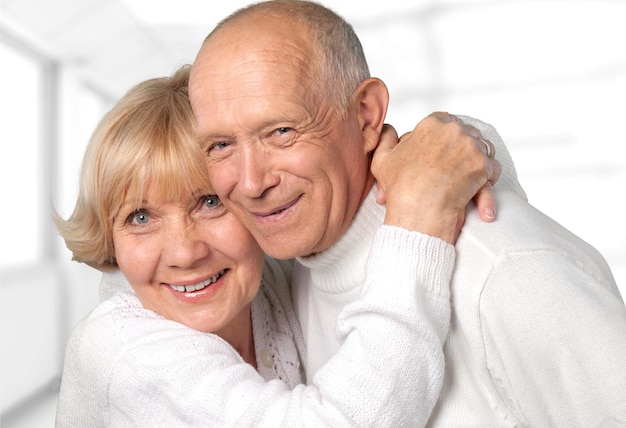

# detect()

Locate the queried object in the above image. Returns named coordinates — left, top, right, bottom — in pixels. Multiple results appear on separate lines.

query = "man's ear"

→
left=355, top=77, right=389, bottom=153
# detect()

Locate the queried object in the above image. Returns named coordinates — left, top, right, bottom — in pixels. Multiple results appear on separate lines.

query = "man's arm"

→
left=480, top=249, right=626, bottom=426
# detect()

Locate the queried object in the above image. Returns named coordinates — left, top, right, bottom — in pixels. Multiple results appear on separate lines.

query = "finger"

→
left=376, top=187, right=387, bottom=205
left=464, top=124, right=482, bottom=139
left=474, top=182, right=496, bottom=222
left=476, top=137, right=496, bottom=159
left=459, top=123, right=496, bottom=159
left=398, top=131, right=411, bottom=143
left=371, top=124, right=399, bottom=205
left=486, top=157, right=502, bottom=186
left=431, top=111, right=458, bottom=123
left=371, top=124, right=399, bottom=178
left=378, top=123, right=400, bottom=152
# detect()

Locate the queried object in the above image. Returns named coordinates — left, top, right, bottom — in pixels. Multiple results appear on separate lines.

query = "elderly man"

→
left=189, top=1, right=626, bottom=426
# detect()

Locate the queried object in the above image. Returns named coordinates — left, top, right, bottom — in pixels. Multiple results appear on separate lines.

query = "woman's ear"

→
left=355, top=77, right=389, bottom=153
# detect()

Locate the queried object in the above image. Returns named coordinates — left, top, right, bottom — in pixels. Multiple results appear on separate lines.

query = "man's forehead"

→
left=194, top=40, right=304, bottom=88
left=189, top=20, right=322, bottom=137
left=195, top=95, right=315, bottom=140
left=194, top=14, right=312, bottom=74
left=191, top=47, right=313, bottom=115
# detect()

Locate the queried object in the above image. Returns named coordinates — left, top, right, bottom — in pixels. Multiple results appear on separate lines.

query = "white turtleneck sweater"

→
left=293, top=116, right=626, bottom=427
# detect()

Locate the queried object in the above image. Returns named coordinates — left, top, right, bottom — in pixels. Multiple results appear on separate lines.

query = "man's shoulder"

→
left=461, top=190, right=606, bottom=263
left=457, top=115, right=528, bottom=200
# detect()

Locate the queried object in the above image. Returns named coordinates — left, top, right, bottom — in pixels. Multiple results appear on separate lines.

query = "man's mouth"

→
left=254, top=196, right=300, bottom=218
left=168, top=270, right=225, bottom=293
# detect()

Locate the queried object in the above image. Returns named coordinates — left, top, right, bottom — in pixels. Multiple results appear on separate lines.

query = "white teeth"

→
left=169, top=270, right=225, bottom=293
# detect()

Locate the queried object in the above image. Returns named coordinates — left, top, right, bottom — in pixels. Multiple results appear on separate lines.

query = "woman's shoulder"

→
left=63, top=291, right=243, bottom=383
left=73, top=291, right=229, bottom=348
left=58, top=292, right=247, bottom=426
left=64, top=292, right=165, bottom=361
left=59, top=291, right=158, bottom=405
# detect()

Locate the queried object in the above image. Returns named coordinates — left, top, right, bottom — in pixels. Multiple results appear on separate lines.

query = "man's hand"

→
left=371, top=112, right=502, bottom=243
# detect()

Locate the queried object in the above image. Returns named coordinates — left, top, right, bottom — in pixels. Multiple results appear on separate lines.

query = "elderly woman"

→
left=54, top=65, right=484, bottom=427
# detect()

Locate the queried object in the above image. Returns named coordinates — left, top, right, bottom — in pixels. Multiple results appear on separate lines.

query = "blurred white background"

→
left=1, top=0, right=624, bottom=426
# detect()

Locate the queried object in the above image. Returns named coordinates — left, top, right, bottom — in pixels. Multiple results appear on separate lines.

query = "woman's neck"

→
left=217, top=304, right=257, bottom=369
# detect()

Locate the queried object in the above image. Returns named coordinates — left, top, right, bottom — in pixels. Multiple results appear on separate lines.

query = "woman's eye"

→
left=128, top=211, right=150, bottom=225
left=203, top=194, right=221, bottom=209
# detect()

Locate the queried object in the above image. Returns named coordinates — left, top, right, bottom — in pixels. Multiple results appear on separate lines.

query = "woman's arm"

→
left=80, top=227, right=453, bottom=427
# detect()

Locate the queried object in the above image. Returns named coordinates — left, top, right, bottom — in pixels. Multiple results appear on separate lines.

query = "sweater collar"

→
left=296, top=186, right=385, bottom=293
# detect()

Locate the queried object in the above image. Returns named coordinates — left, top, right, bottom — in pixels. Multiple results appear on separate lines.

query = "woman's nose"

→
left=162, top=222, right=210, bottom=269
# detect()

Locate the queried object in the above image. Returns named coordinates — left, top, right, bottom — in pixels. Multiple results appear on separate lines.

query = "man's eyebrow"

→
left=196, top=134, right=210, bottom=147
left=195, top=133, right=226, bottom=148
left=195, top=117, right=298, bottom=146
left=196, top=128, right=238, bottom=142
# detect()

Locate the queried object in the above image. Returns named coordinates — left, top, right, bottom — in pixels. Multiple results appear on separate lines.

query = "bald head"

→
left=189, top=5, right=322, bottom=147
left=192, top=0, right=370, bottom=117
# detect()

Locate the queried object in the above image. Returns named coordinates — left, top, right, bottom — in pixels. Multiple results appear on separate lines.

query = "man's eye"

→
left=276, top=127, right=292, bottom=135
left=269, top=127, right=297, bottom=147
left=206, top=141, right=232, bottom=160
left=212, top=142, right=229, bottom=150
left=207, top=141, right=231, bottom=153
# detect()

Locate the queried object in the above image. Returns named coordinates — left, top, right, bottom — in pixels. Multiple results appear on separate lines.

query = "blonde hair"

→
left=207, top=0, right=370, bottom=118
left=55, top=65, right=211, bottom=270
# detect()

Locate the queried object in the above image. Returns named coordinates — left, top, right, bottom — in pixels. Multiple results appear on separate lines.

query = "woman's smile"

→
left=167, top=269, right=226, bottom=293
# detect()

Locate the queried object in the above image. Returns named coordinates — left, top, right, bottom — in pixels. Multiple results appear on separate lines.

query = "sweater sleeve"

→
left=479, top=249, right=626, bottom=426
left=103, top=226, right=454, bottom=427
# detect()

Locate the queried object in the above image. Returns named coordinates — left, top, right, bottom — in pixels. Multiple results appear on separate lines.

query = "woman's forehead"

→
left=122, top=174, right=212, bottom=207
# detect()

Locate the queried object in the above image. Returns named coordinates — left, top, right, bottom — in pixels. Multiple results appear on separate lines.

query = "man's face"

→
left=189, top=25, right=373, bottom=259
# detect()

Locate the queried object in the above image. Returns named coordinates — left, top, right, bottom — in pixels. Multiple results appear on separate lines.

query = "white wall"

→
left=356, top=1, right=626, bottom=290
left=0, top=36, right=107, bottom=422
left=1, top=1, right=624, bottom=426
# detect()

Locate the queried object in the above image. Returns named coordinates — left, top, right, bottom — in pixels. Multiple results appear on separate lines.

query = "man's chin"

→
left=255, top=234, right=313, bottom=260
left=259, top=242, right=304, bottom=260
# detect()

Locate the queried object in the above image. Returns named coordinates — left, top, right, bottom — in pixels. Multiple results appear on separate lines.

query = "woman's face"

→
left=112, top=185, right=265, bottom=337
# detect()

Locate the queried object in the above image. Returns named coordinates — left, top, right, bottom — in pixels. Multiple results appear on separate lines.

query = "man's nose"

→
left=238, top=146, right=280, bottom=198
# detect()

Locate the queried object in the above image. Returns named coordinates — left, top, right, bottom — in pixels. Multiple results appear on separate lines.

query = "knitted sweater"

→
left=57, top=230, right=455, bottom=427
left=294, top=116, right=626, bottom=427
